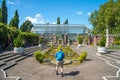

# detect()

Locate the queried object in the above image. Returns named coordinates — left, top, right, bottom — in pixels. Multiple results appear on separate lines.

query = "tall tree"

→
left=57, top=17, right=60, bottom=24
left=9, top=18, right=14, bottom=27
left=1, top=0, right=8, bottom=24
left=64, top=18, right=68, bottom=24
left=89, top=0, right=119, bottom=34
left=9, top=10, right=19, bottom=28
left=20, top=20, right=33, bottom=32
left=0, top=8, right=2, bottom=22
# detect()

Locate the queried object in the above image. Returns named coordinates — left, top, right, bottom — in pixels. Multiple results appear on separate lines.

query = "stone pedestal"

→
left=64, top=34, right=68, bottom=44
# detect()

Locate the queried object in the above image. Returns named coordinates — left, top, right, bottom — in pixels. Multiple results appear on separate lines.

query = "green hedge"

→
left=34, top=50, right=45, bottom=63
left=0, top=23, right=39, bottom=48
left=78, top=51, right=87, bottom=63
left=99, top=35, right=106, bottom=47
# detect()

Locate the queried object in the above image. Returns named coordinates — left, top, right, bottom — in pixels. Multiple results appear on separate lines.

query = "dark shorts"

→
left=56, top=60, right=64, bottom=68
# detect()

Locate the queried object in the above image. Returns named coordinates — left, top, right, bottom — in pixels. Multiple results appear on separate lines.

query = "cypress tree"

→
left=14, top=10, right=19, bottom=28
left=1, top=0, right=7, bottom=24
left=0, top=8, right=2, bottom=22
left=57, top=17, right=60, bottom=24
left=20, top=20, right=33, bottom=32
left=64, top=18, right=68, bottom=24
left=9, top=10, right=19, bottom=28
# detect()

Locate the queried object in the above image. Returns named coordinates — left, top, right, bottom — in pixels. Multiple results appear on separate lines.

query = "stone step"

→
left=13, top=53, right=33, bottom=62
left=1, top=55, right=22, bottom=62
left=0, top=61, right=6, bottom=67
left=0, top=53, right=18, bottom=60
left=2, top=62, right=17, bottom=70
left=0, top=52, right=14, bottom=57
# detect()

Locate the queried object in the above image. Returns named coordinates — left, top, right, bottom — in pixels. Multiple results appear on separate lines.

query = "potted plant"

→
left=98, top=35, right=107, bottom=53
left=77, top=36, right=83, bottom=47
left=38, top=37, right=44, bottom=47
left=14, top=35, right=24, bottom=54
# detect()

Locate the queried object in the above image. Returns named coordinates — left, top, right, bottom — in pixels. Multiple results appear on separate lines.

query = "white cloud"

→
left=87, top=12, right=91, bottom=16
left=25, top=13, right=45, bottom=24
left=7, top=0, right=15, bottom=4
left=7, top=0, right=20, bottom=5
left=76, top=11, right=83, bottom=15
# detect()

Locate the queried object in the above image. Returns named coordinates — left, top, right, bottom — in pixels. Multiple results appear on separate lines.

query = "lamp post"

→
left=106, top=25, right=109, bottom=47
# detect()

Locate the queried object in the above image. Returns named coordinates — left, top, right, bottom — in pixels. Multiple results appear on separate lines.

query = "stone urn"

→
left=78, top=44, right=82, bottom=48
left=98, top=47, right=107, bottom=53
left=38, top=44, right=42, bottom=48
left=14, top=47, right=24, bottom=54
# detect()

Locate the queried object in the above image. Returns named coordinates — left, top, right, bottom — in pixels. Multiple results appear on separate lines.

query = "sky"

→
left=1, top=0, right=109, bottom=29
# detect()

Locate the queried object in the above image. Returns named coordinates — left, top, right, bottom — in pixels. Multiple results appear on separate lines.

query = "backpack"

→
left=56, top=52, right=63, bottom=61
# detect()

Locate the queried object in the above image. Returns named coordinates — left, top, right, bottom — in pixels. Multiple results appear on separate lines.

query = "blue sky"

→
left=3, top=0, right=109, bottom=29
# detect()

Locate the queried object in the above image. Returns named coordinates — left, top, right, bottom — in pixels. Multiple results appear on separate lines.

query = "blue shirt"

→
left=55, top=50, right=65, bottom=61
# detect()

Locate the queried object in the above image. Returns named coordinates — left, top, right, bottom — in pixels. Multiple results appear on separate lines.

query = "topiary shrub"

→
left=99, top=35, right=106, bottom=47
left=77, top=36, right=83, bottom=44
left=14, top=35, right=23, bottom=47
left=82, top=51, right=87, bottom=60
left=114, top=40, right=120, bottom=45
left=78, top=51, right=87, bottom=63
left=78, top=54, right=84, bottom=63
left=34, top=51, right=45, bottom=63
left=39, top=37, right=44, bottom=44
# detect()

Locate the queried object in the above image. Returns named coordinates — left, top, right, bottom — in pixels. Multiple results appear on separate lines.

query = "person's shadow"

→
left=64, top=71, right=80, bottom=76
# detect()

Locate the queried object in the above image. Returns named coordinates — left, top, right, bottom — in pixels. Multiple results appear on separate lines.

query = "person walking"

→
left=55, top=49, right=65, bottom=77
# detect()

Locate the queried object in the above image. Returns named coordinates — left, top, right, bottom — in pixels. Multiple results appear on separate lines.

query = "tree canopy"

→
left=89, top=0, right=120, bottom=34
left=20, top=20, right=33, bottom=32
left=57, top=17, right=60, bottom=24
left=64, top=18, right=68, bottom=24
left=1, top=0, right=7, bottom=24
left=9, top=10, right=19, bottom=28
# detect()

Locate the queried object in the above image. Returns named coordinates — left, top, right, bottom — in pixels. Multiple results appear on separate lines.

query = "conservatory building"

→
left=31, top=24, right=90, bottom=44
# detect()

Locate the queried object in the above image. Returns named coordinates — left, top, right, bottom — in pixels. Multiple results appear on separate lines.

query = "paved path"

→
left=4, top=45, right=120, bottom=80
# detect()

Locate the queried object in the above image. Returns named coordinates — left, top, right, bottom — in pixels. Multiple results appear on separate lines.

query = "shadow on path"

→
left=85, top=59, right=92, bottom=61
left=64, top=71, right=80, bottom=76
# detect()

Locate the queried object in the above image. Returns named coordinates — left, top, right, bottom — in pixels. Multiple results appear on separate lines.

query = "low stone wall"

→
left=92, top=34, right=120, bottom=46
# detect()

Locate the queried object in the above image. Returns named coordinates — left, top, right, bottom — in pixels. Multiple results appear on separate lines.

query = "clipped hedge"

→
left=78, top=51, right=87, bottom=63
left=14, top=35, right=23, bottom=47
left=21, top=32, right=39, bottom=46
left=34, top=50, right=45, bottom=63
left=0, top=23, right=39, bottom=48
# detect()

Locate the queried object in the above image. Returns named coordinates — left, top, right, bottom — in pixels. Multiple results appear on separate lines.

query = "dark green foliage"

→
left=99, top=35, right=106, bottom=47
left=64, top=18, right=68, bottom=24
left=1, top=0, right=7, bottom=24
left=39, top=37, right=44, bottom=44
left=20, top=20, right=33, bottom=32
left=0, top=8, right=2, bottom=22
left=9, top=10, right=19, bottom=28
left=0, top=23, right=39, bottom=48
left=89, top=0, right=120, bottom=34
left=21, top=32, right=39, bottom=46
left=114, top=41, right=120, bottom=45
left=0, top=23, right=9, bottom=48
left=113, top=36, right=120, bottom=45
left=34, top=51, right=45, bottom=63
left=57, top=17, right=60, bottom=24
left=77, top=36, right=83, bottom=44
left=14, top=35, right=23, bottom=47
